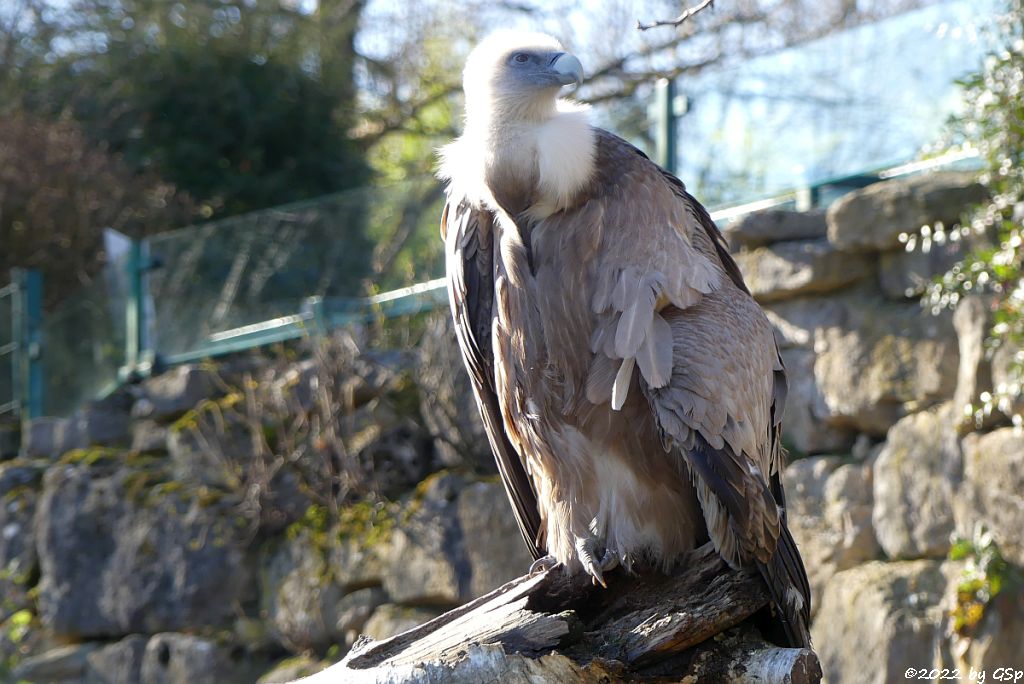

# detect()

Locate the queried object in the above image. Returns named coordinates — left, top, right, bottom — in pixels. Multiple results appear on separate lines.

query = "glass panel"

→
left=675, top=0, right=996, bottom=208
left=40, top=255, right=128, bottom=417
left=146, top=179, right=444, bottom=359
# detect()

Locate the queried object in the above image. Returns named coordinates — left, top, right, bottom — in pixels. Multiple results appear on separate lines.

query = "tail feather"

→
left=756, top=522, right=812, bottom=648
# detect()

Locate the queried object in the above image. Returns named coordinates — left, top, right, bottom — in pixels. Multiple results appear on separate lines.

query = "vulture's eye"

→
left=512, top=52, right=529, bottom=64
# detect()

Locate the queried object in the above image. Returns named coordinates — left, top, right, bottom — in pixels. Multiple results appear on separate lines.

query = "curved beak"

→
left=550, top=52, right=583, bottom=86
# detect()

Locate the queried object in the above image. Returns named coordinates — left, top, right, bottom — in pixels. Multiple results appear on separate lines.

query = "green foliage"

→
left=922, top=0, right=1024, bottom=426
left=948, top=526, right=1023, bottom=636
left=0, top=609, right=35, bottom=676
left=45, top=0, right=369, bottom=218
left=1, top=0, right=375, bottom=306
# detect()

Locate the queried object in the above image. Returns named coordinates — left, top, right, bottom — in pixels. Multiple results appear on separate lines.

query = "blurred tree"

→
left=0, top=112, right=195, bottom=308
left=39, top=0, right=369, bottom=217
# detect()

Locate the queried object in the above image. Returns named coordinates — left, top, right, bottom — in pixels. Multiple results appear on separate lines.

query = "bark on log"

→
left=300, top=544, right=821, bottom=683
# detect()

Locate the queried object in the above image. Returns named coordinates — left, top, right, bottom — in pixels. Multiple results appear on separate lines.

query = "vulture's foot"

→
left=528, top=554, right=559, bottom=577
left=575, top=536, right=620, bottom=588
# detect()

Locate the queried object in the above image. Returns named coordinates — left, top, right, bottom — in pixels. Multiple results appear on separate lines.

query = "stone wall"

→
left=0, top=170, right=1021, bottom=683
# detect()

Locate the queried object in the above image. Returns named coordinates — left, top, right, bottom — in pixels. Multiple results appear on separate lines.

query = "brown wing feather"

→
left=598, top=136, right=810, bottom=646
left=442, top=198, right=544, bottom=560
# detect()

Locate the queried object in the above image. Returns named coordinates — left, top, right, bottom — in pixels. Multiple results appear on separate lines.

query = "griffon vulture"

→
left=438, top=30, right=811, bottom=647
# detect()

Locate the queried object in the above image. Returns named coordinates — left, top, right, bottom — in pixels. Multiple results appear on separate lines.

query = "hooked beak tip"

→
left=551, top=52, right=583, bottom=86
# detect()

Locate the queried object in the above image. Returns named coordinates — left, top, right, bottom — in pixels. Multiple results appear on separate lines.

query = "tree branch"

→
left=637, top=0, right=716, bottom=32
left=310, top=543, right=822, bottom=683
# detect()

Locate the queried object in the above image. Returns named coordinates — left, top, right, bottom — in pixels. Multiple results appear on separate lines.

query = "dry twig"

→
left=638, top=0, right=716, bottom=31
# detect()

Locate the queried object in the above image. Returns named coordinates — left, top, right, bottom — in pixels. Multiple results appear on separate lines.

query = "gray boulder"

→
left=878, top=240, right=967, bottom=300
left=0, top=462, right=42, bottom=621
left=956, top=428, right=1024, bottom=566
left=361, top=604, right=445, bottom=642
left=84, top=635, right=147, bottom=684
left=722, top=209, right=827, bottom=249
left=991, top=342, right=1024, bottom=419
left=872, top=403, right=961, bottom=559
left=35, top=457, right=250, bottom=638
left=827, top=171, right=987, bottom=253
left=382, top=473, right=466, bottom=606
left=813, top=293, right=958, bottom=435
left=456, top=480, right=535, bottom=599
left=140, top=634, right=235, bottom=684
left=763, top=296, right=846, bottom=350
left=783, top=457, right=879, bottom=615
left=778, top=348, right=855, bottom=455
left=260, top=532, right=346, bottom=653
left=132, top=365, right=220, bottom=421
left=953, top=296, right=998, bottom=428
left=812, top=560, right=950, bottom=684
left=11, top=643, right=97, bottom=683
left=732, top=238, right=873, bottom=303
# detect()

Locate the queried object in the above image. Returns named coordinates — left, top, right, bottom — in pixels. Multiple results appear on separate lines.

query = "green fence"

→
left=0, top=269, right=43, bottom=429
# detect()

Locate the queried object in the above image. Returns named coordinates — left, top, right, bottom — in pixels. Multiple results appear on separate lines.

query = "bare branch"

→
left=637, top=0, right=716, bottom=32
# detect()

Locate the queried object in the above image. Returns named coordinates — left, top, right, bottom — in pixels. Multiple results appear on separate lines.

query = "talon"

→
left=528, top=554, right=559, bottom=577
left=621, top=553, right=635, bottom=575
left=584, top=557, right=607, bottom=588
left=598, top=548, right=620, bottom=573
left=575, top=536, right=619, bottom=588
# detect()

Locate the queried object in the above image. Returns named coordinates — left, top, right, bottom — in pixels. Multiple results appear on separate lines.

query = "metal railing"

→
left=0, top=269, right=43, bottom=429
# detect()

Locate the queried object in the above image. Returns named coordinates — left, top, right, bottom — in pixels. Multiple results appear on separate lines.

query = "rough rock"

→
left=991, top=342, right=1024, bottom=419
left=732, top=238, right=873, bottom=303
left=132, top=365, right=220, bottom=421
left=67, top=395, right=133, bottom=450
left=949, top=586, right=1024, bottom=673
left=140, top=634, right=235, bottom=684
left=783, top=457, right=879, bottom=615
left=331, top=536, right=388, bottom=593
left=957, top=428, right=1024, bottom=566
left=812, top=560, right=950, bottom=684
left=260, top=532, right=345, bottom=653
left=763, top=297, right=846, bottom=350
left=335, top=587, right=388, bottom=643
left=456, top=480, right=535, bottom=599
left=778, top=349, right=855, bottom=455
left=23, top=417, right=69, bottom=458
left=382, top=475, right=464, bottom=606
left=84, top=635, right=147, bottom=684
left=953, top=295, right=997, bottom=427
left=130, top=419, right=169, bottom=453
left=361, top=604, right=445, bottom=642
left=11, top=643, right=97, bottom=683
left=164, top=408, right=250, bottom=489
left=813, top=294, right=958, bottom=435
left=722, top=208, right=827, bottom=249
left=0, top=462, right=42, bottom=621
left=257, top=655, right=328, bottom=684
left=35, top=458, right=250, bottom=638
left=23, top=398, right=132, bottom=458
left=872, top=403, right=961, bottom=559
left=827, top=171, right=986, bottom=253
left=878, top=239, right=967, bottom=299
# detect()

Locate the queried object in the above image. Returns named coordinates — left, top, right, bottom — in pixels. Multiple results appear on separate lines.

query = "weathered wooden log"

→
left=301, top=544, right=821, bottom=683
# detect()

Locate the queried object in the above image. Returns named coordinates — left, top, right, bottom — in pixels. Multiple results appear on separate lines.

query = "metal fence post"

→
left=655, top=78, right=679, bottom=175
left=10, top=268, right=43, bottom=425
left=121, top=237, right=155, bottom=381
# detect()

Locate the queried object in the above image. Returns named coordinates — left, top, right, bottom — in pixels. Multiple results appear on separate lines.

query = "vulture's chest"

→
left=490, top=212, right=599, bottom=418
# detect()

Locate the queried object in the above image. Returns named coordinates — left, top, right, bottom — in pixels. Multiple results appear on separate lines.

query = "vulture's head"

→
left=462, top=31, right=583, bottom=124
